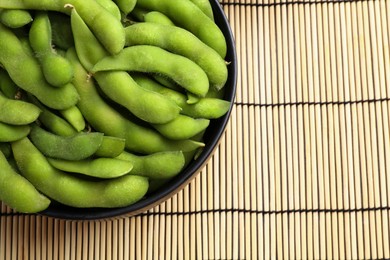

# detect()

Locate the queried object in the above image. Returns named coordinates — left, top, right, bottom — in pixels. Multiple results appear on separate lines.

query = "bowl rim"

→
left=39, top=0, right=238, bottom=221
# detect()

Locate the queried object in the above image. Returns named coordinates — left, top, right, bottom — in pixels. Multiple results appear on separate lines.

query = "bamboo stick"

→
left=195, top=172, right=202, bottom=259
left=165, top=197, right=173, bottom=259
left=206, top=162, right=214, bottom=260
left=151, top=206, right=159, bottom=260
left=201, top=168, right=209, bottom=260
left=159, top=203, right=166, bottom=260
left=350, top=5, right=365, bottom=258
left=273, top=2, right=285, bottom=259
left=141, top=215, right=148, bottom=259
left=299, top=2, right=309, bottom=259
left=250, top=2, right=263, bottom=259
left=145, top=209, right=152, bottom=260
left=183, top=186, right=190, bottom=260
left=178, top=190, right=184, bottom=260
left=374, top=1, right=390, bottom=258
left=189, top=180, right=196, bottom=260
left=320, top=3, right=333, bottom=255
left=111, top=220, right=118, bottom=260
left=345, top=3, right=361, bottom=260
left=123, top=218, right=129, bottom=260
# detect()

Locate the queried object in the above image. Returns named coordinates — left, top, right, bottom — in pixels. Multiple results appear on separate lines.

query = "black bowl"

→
left=40, top=0, right=237, bottom=220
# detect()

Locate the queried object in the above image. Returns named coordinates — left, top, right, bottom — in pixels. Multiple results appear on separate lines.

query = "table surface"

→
left=2, top=0, right=390, bottom=259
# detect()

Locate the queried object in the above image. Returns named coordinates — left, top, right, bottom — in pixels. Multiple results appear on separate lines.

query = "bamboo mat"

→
left=1, top=0, right=390, bottom=259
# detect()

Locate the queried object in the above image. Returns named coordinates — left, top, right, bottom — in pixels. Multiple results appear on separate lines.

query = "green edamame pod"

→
left=59, top=106, right=86, bottom=132
left=28, top=95, right=77, bottom=136
left=144, top=11, right=174, bottom=26
left=117, top=150, right=185, bottom=179
left=29, top=11, right=74, bottom=87
left=0, top=93, right=41, bottom=125
left=39, top=54, right=74, bottom=88
left=0, top=9, right=32, bottom=28
left=133, top=73, right=231, bottom=119
left=70, top=10, right=181, bottom=124
left=0, top=142, right=11, bottom=158
left=47, top=157, right=133, bottom=179
left=124, top=22, right=228, bottom=90
left=94, top=136, right=126, bottom=158
left=12, top=137, right=149, bottom=208
left=0, top=23, right=79, bottom=110
left=135, top=0, right=226, bottom=57
left=64, top=1, right=125, bottom=54
left=68, top=48, right=205, bottom=154
left=48, top=12, right=74, bottom=50
left=94, top=71, right=181, bottom=124
left=0, top=122, right=30, bottom=142
left=152, top=114, right=210, bottom=140
left=29, top=125, right=104, bottom=160
left=188, top=0, right=214, bottom=20
left=95, top=0, right=121, bottom=20
left=92, top=45, right=209, bottom=97
left=0, top=150, right=50, bottom=213
left=70, top=7, right=109, bottom=71
left=113, top=0, right=137, bottom=14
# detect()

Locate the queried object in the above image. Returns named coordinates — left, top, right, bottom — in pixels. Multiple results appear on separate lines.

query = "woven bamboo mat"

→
left=2, top=0, right=390, bottom=259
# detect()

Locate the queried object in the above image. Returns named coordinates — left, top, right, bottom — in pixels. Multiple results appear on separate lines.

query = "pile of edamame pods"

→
left=0, top=0, right=232, bottom=214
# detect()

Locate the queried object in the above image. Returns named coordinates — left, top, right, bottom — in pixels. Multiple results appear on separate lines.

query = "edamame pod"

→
left=124, top=22, right=228, bottom=90
left=29, top=11, right=74, bottom=87
left=0, top=122, right=30, bottom=142
left=117, top=151, right=185, bottom=179
left=0, top=9, right=32, bottom=28
left=94, top=71, right=181, bottom=124
left=92, top=45, right=209, bottom=97
left=152, top=114, right=210, bottom=140
left=63, top=1, right=125, bottom=54
left=94, top=136, right=126, bottom=158
left=29, top=125, right=104, bottom=160
left=133, top=73, right=231, bottom=119
left=0, top=23, right=79, bottom=110
left=0, top=150, right=50, bottom=213
left=70, top=7, right=109, bottom=71
left=59, top=105, right=86, bottom=132
left=12, top=137, right=149, bottom=208
left=0, top=93, right=41, bottom=125
left=68, top=48, right=205, bottom=154
left=135, top=0, right=226, bottom=57
left=95, top=0, right=121, bottom=20
left=188, top=0, right=214, bottom=20
left=47, top=157, right=133, bottom=179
